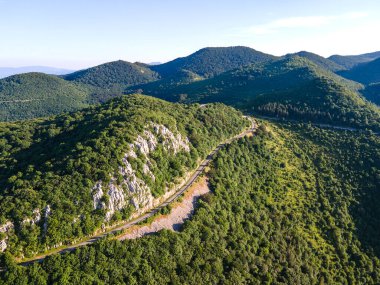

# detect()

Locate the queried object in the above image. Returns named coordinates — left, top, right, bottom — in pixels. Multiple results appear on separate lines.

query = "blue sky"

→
left=0, top=0, right=379, bottom=69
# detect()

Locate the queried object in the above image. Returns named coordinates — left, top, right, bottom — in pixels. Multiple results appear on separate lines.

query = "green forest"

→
left=2, top=47, right=380, bottom=131
left=133, top=56, right=380, bottom=132
left=1, top=122, right=379, bottom=284
left=0, top=73, right=90, bottom=121
left=0, top=95, right=248, bottom=257
left=150, top=46, right=276, bottom=78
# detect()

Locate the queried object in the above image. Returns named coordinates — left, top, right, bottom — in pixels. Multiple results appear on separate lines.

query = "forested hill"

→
left=328, top=51, right=380, bottom=69
left=63, top=60, right=160, bottom=90
left=0, top=61, right=159, bottom=122
left=289, top=51, right=345, bottom=72
left=151, top=46, right=277, bottom=78
left=1, top=47, right=380, bottom=124
left=338, top=57, right=380, bottom=85
left=0, top=73, right=89, bottom=121
left=362, top=83, right=380, bottom=106
left=2, top=122, right=379, bottom=284
left=137, top=56, right=380, bottom=132
left=0, top=94, right=248, bottom=257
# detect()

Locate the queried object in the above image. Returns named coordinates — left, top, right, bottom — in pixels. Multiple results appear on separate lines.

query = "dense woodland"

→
left=338, top=57, right=380, bottom=85
left=288, top=51, right=345, bottom=72
left=0, top=47, right=279, bottom=122
left=328, top=51, right=380, bottom=69
left=0, top=73, right=90, bottom=121
left=1, top=47, right=380, bottom=131
left=150, top=46, right=276, bottom=78
left=63, top=61, right=160, bottom=91
left=1, top=122, right=379, bottom=284
left=135, top=56, right=380, bottom=132
left=0, top=46, right=380, bottom=284
left=0, top=95, right=248, bottom=257
left=363, top=83, right=380, bottom=106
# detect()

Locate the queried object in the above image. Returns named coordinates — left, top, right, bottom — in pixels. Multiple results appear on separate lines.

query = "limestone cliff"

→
left=92, top=122, right=190, bottom=221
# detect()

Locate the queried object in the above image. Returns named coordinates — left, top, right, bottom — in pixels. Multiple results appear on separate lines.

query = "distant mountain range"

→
left=1, top=46, right=380, bottom=131
left=338, top=57, right=380, bottom=85
left=63, top=60, right=159, bottom=90
left=328, top=51, right=380, bottom=69
left=0, top=66, right=74, bottom=79
left=150, top=46, right=277, bottom=78
left=133, top=55, right=380, bottom=131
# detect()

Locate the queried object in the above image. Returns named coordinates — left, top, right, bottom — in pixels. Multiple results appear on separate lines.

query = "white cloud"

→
left=241, top=12, right=369, bottom=35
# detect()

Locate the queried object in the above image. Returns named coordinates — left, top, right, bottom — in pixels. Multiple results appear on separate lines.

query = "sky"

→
left=0, top=0, right=379, bottom=69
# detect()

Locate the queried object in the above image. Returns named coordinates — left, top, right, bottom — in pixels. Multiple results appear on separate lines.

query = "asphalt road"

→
left=19, top=117, right=256, bottom=266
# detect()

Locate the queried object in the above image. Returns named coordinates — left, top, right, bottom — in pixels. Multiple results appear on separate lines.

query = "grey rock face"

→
left=0, top=221, right=14, bottom=252
left=91, top=123, right=190, bottom=221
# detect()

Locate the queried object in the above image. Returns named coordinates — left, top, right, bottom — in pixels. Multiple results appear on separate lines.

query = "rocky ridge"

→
left=92, top=122, right=190, bottom=221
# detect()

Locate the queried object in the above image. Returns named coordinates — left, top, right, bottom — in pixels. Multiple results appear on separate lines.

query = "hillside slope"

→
left=151, top=46, right=277, bottom=78
left=0, top=94, right=248, bottom=257
left=140, top=56, right=380, bottom=131
left=338, top=57, right=380, bottom=85
left=290, top=51, right=345, bottom=72
left=362, top=83, right=380, bottom=106
left=0, top=73, right=89, bottom=121
left=328, top=51, right=380, bottom=69
left=3, top=122, right=379, bottom=284
left=64, top=60, right=159, bottom=90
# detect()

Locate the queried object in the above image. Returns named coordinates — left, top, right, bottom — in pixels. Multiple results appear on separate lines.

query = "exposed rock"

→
left=105, top=181, right=127, bottom=220
left=152, top=123, right=190, bottom=153
left=22, top=209, right=41, bottom=225
left=34, top=209, right=41, bottom=223
left=91, top=162, right=153, bottom=221
left=119, top=157, right=154, bottom=211
left=0, top=221, right=14, bottom=233
left=91, top=122, right=191, bottom=221
left=92, top=182, right=105, bottom=210
left=126, top=144, right=137, bottom=158
left=0, top=239, right=7, bottom=252
left=135, top=131, right=157, bottom=155
left=143, top=163, right=155, bottom=181
left=43, top=205, right=51, bottom=233
left=72, top=216, right=81, bottom=224
left=0, top=221, right=14, bottom=252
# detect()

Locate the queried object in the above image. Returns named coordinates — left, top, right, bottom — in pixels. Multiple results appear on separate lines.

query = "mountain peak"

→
left=63, top=60, right=159, bottom=88
left=151, top=46, right=277, bottom=78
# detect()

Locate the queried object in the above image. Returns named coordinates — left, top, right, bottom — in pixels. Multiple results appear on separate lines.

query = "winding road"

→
left=18, top=117, right=257, bottom=266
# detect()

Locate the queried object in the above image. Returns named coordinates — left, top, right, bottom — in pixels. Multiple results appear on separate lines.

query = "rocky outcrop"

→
left=93, top=182, right=104, bottom=210
left=0, top=239, right=7, bottom=252
left=120, top=157, right=153, bottom=211
left=0, top=221, right=14, bottom=252
left=91, top=123, right=190, bottom=221
left=22, top=209, right=41, bottom=225
left=152, top=123, right=190, bottom=153
left=43, top=205, right=51, bottom=233
left=105, top=181, right=127, bottom=221
left=143, top=163, right=155, bottom=181
left=0, top=221, right=14, bottom=233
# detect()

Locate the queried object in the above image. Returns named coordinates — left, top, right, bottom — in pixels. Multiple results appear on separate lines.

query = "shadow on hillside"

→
left=350, top=186, right=380, bottom=258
